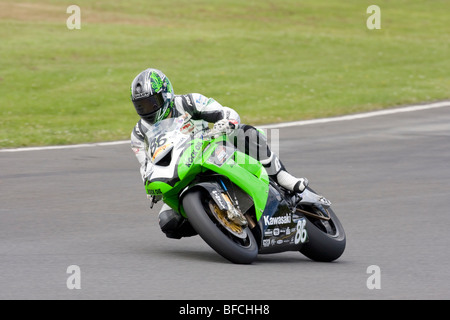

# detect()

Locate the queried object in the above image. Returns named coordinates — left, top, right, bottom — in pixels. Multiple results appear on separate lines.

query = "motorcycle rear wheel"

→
left=182, top=190, right=258, bottom=264
left=298, top=205, right=346, bottom=262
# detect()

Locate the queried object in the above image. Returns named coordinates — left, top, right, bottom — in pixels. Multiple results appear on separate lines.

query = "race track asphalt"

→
left=1, top=105, right=449, bottom=300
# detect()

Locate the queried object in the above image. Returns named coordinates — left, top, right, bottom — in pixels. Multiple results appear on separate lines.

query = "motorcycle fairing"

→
left=257, top=184, right=308, bottom=254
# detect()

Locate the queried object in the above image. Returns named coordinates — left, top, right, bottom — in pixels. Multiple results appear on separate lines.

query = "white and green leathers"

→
left=131, top=92, right=240, bottom=182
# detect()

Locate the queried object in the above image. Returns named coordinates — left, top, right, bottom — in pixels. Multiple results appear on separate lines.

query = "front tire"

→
left=182, top=190, right=258, bottom=264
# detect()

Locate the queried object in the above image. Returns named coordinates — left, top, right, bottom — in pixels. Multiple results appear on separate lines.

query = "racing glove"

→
left=212, top=119, right=239, bottom=136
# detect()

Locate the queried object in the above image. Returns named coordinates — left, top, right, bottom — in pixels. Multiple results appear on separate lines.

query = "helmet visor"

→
left=133, top=92, right=165, bottom=121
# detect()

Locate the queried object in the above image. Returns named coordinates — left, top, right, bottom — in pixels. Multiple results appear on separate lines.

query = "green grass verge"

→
left=0, top=0, right=449, bottom=148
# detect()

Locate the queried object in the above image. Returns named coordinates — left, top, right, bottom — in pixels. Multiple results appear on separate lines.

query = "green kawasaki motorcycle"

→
left=144, top=116, right=346, bottom=264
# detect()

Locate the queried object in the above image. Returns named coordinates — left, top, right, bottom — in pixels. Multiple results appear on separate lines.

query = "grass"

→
left=0, top=0, right=449, bottom=148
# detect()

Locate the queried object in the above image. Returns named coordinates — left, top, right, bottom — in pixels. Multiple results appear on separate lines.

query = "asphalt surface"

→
left=1, top=105, right=450, bottom=300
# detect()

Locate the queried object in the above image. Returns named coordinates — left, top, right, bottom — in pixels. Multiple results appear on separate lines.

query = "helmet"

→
left=130, top=68, right=174, bottom=124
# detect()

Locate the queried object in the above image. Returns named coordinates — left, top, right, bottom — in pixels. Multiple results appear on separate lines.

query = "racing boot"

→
left=158, top=205, right=198, bottom=239
left=274, top=170, right=309, bottom=193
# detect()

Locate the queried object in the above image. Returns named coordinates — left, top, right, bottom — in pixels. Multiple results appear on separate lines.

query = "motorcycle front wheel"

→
left=182, top=190, right=258, bottom=264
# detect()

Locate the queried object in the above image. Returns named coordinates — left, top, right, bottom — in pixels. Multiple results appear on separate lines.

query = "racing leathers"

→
left=131, top=93, right=307, bottom=239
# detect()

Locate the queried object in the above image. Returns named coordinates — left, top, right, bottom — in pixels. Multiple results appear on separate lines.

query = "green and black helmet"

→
left=130, top=68, right=174, bottom=124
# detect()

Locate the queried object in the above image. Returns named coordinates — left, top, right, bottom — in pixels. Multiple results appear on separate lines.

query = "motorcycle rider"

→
left=130, top=68, right=308, bottom=239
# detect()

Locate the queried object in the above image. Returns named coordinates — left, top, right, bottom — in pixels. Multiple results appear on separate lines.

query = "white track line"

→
left=0, top=140, right=130, bottom=153
left=262, top=100, right=450, bottom=129
left=1, top=100, right=449, bottom=153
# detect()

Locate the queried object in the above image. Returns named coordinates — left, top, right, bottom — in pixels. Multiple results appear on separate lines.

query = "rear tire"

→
left=299, top=206, right=346, bottom=262
left=182, top=190, right=258, bottom=264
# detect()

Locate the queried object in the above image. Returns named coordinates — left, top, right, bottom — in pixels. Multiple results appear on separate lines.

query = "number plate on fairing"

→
left=258, top=185, right=309, bottom=254
left=261, top=217, right=308, bottom=250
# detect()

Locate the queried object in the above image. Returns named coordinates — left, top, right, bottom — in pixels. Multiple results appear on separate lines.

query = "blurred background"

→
left=0, top=0, right=449, bottom=148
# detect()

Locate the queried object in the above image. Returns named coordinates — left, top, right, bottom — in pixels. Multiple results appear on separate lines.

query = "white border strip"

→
left=1, top=100, right=449, bottom=153
left=262, top=100, right=450, bottom=129
left=0, top=140, right=130, bottom=153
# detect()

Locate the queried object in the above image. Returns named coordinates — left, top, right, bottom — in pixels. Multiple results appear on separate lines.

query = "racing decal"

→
left=207, top=145, right=234, bottom=167
left=260, top=211, right=308, bottom=250
left=180, top=122, right=194, bottom=134
left=263, top=214, right=291, bottom=226
left=196, top=94, right=208, bottom=106
left=294, top=218, right=308, bottom=244
left=148, top=133, right=168, bottom=156
left=273, top=228, right=280, bottom=236
left=215, top=146, right=227, bottom=163
left=152, top=143, right=171, bottom=162
left=184, top=141, right=203, bottom=168
left=178, top=112, right=199, bottom=135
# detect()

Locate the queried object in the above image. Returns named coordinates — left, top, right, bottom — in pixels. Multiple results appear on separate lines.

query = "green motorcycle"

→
left=144, top=116, right=346, bottom=264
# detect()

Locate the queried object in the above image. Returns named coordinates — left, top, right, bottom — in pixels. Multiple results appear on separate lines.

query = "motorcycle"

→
left=144, top=115, right=346, bottom=264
